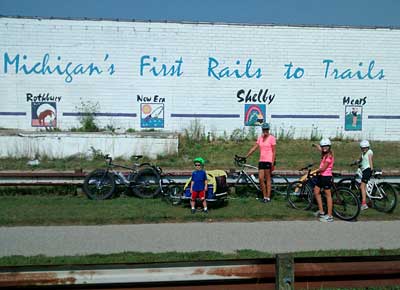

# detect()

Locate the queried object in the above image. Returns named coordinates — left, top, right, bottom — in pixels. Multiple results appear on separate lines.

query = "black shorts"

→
left=361, top=168, right=372, bottom=183
left=258, top=162, right=272, bottom=170
left=315, top=176, right=333, bottom=190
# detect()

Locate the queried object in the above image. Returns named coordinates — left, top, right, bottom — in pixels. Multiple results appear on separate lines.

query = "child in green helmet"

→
left=190, top=157, right=208, bottom=214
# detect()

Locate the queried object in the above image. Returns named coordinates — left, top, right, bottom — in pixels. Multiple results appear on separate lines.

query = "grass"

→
left=0, top=248, right=399, bottom=267
left=0, top=139, right=399, bottom=172
left=0, top=193, right=399, bottom=226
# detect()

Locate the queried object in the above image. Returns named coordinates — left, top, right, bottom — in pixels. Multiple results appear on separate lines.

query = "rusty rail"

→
left=2, top=170, right=398, bottom=187
left=0, top=255, right=399, bottom=289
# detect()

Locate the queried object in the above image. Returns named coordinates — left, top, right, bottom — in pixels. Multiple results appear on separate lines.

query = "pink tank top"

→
left=319, top=154, right=334, bottom=176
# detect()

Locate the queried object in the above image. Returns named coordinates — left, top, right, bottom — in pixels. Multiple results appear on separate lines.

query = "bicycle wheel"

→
left=132, top=167, right=161, bottom=198
left=83, top=169, right=116, bottom=200
left=234, top=173, right=261, bottom=198
left=332, top=186, right=360, bottom=221
left=336, top=177, right=359, bottom=192
left=271, top=174, right=289, bottom=197
left=372, top=182, right=398, bottom=213
left=164, top=185, right=183, bottom=205
left=286, top=181, right=313, bottom=210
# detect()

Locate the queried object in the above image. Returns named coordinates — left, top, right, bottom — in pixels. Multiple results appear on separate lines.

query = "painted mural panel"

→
left=244, top=104, right=265, bottom=126
left=141, top=103, right=165, bottom=128
left=344, top=106, right=362, bottom=131
left=31, top=102, right=57, bottom=127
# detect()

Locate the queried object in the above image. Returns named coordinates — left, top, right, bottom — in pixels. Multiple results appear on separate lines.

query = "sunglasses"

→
left=194, top=164, right=202, bottom=167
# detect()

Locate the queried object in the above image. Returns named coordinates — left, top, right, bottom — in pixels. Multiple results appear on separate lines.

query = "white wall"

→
left=0, top=132, right=178, bottom=159
left=0, top=16, right=399, bottom=140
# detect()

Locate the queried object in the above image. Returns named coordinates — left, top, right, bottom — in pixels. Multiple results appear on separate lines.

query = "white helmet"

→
left=360, top=140, right=370, bottom=148
left=319, top=138, right=331, bottom=147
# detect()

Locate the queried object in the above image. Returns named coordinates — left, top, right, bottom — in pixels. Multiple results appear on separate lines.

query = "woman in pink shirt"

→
left=246, top=123, right=276, bottom=203
left=312, top=138, right=335, bottom=222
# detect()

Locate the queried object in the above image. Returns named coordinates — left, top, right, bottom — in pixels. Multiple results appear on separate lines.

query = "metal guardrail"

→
left=0, top=255, right=400, bottom=289
left=0, top=170, right=399, bottom=186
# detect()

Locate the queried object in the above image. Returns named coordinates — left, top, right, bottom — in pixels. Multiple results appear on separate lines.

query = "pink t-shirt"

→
left=256, top=135, right=276, bottom=162
left=319, top=154, right=334, bottom=176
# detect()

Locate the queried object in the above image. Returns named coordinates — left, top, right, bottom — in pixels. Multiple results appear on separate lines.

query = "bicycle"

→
left=83, top=154, right=161, bottom=200
left=233, top=155, right=289, bottom=198
left=336, top=162, right=398, bottom=213
left=287, top=163, right=360, bottom=221
left=158, top=171, right=183, bottom=205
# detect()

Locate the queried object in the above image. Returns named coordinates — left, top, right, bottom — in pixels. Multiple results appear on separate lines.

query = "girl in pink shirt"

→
left=246, top=123, right=276, bottom=203
left=312, top=138, right=335, bottom=222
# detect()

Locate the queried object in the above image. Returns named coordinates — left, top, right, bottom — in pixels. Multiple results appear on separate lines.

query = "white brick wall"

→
left=0, top=17, right=399, bottom=140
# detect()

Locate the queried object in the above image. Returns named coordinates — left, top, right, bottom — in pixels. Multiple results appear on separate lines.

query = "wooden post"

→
left=275, top=253, right=294, bottom=290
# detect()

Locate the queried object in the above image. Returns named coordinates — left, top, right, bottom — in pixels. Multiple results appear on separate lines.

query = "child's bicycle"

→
left=336, top=162, right=398, bottom=213
left=83, top=154, right=162, bottom=200
left=233, top=155, right=289, bottom=198
left=287, top=163, right=361, bottom=221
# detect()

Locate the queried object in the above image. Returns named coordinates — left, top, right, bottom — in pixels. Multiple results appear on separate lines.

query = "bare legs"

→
left=360, top=182, right=367, bottom=205
left=258, top=169, right=271, bottom=199
left=314, top=186, right=332, bottom=216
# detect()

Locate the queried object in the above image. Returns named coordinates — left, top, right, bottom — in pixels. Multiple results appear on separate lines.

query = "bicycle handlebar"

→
left=350, top=160, right=359, bottom=166
left=299, top=163, right=314, bottom=171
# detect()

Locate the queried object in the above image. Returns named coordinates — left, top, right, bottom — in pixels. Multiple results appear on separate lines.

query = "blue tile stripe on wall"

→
left=171, top=113, right=240, bottom=118
left=0, top=112, right=26, bottom=116
left=271, top=114, right=340, bottom=119
left=368, top=115, right=400, bottom=119
left=63, top=112, right=137, bottom=117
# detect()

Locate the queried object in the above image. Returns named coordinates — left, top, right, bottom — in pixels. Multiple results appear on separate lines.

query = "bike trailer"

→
left=182, top=170, right=229, bottom=202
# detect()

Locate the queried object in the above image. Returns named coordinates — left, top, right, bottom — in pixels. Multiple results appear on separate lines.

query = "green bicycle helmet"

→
left=261, top=122, right=270, bottom=130
left=193, top=157, right=205, bottom=165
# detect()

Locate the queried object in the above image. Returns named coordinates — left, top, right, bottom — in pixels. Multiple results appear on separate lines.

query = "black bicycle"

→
left=233, top=155, right=289, bottom=198
left=83, top=154, right=161, bottom=200
left=287, top=164, right=361, bottom=221
left=336, top=162, right=398, bottom=213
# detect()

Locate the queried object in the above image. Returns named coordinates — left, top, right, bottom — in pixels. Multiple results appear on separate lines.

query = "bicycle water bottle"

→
left=251, top=174, right=257, bottom=182
left=355, top=168, right=362, bottom=183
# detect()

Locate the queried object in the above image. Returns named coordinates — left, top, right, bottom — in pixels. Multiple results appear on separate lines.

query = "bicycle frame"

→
left=353, top=168, right=385, bottom=200
left=233, top=155, right=290, bottom=196
left=236, top=163, right=261, bottom=192
left=103, top=156, right=140, bottom=186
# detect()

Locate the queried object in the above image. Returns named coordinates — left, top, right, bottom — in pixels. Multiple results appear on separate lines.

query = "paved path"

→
left=1, top=221, right=399, bottom=257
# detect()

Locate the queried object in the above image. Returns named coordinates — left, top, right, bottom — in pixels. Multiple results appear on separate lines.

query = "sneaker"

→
left=260, top=198, right=271, bottom=203
left=191, top=208, right=196, bottom=214
left=203, top=209, right=208, bottom=214
left=319, top=215, right=334, bottom=222
left=313, top=211, right=325, bottom=218
left=361, top=204, right=369, bottom=210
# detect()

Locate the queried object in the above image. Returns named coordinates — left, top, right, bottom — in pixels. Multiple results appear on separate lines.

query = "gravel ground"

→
left=1, top=220, right=399, bottom=257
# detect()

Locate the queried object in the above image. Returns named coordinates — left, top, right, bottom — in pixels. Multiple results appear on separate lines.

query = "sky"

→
left=1, top=0, right=400, bottom=28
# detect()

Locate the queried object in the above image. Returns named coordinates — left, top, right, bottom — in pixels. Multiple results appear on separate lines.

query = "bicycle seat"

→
left=132, top=155, right=143, bottom=160
left=234, top=155, right=246, bottom=166
left=373, top=169, right=383, bottom=177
